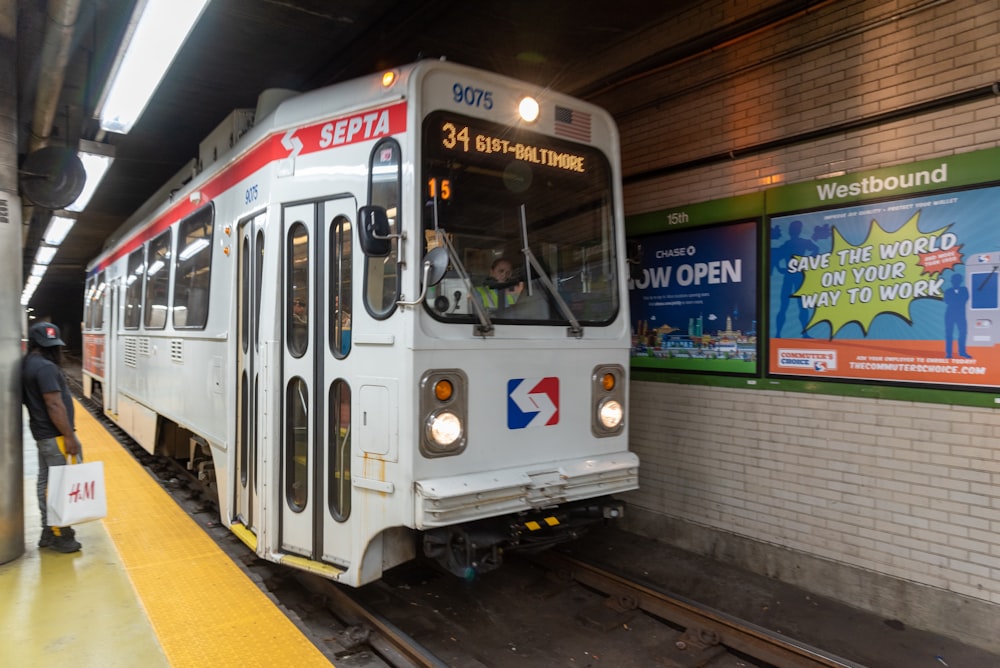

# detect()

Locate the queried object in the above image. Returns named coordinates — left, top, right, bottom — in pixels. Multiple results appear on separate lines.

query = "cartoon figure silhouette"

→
left=944, top=272, right=971, bottom=359
left=772, top=220, right=822, bottom=337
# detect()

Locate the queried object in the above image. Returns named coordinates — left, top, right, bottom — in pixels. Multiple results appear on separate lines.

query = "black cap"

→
left=29, top=322, right=65, bottom=347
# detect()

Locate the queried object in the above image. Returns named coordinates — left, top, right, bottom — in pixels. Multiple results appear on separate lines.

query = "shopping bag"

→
left=46, top=460, right=107, bottom=526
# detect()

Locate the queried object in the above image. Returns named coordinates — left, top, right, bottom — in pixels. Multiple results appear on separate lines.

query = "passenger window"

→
left=287, top=223, right=309, bottom=357
left=328, top=379, right=351, bottom=521
left=173, top=206, right=213, bottom=329
left=285, top=377, right=309, bottom=512
left=92, top=272, right=106, bottom=330
left=124, top=248, right=144, bottom=329
left=144, top=229, right=172, bottom=329
left=329, top=215, right=352, bottom=358
left=83, top=277, right=93, bottom=330
left=365, top=140, right=401, bottom=318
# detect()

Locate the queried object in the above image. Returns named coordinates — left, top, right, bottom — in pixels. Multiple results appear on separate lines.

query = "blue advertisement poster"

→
left=630, top=220, right=758, bottom=373
left=768, top=184, right=1000, bottom=387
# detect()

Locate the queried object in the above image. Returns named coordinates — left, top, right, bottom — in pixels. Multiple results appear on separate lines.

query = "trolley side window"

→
left=83, top=277, right=94, bottom=330
left=144, top=228, right=172, bottom=329
left=287, top=222, right=309, bottom=357
left=124, top=247, right=145, bottom=329
left=364, top=139, right=401, bottom=319
left=92, top=272, right=106, bottom=330
left=173, top=205, right=214, bottom=329
left=328, top=379, right=351, bottom=521
left=329, top=214, right=352, bottom=358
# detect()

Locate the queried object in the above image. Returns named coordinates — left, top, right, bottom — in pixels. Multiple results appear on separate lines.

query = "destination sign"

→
left=438, top=120, right=587, bottom=173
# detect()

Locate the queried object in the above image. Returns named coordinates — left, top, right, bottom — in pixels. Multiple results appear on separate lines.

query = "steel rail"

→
left=535, top=551, right=867, bottom=668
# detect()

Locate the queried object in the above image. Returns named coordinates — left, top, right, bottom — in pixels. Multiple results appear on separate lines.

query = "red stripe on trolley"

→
left=91, top=101, right=408, bottom=273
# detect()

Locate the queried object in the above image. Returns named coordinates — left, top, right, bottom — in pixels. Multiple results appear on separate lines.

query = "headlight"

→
left=598, top=399, right=623, bottom=429
left=592, top=364, right=626, bottom=437
left=420, top=369, right=468, bottom=457
left=427, top=411, right=463, bottom=447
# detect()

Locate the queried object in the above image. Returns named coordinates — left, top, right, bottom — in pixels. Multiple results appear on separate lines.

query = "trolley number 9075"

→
left=453, top=82, right=493, bottom=110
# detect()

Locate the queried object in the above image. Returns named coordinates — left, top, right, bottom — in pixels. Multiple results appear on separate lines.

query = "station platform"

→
left=0, top=398, right=332, bottom=667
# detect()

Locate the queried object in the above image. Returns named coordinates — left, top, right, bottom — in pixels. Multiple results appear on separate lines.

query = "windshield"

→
left=421, top=111, right=619, bottom=326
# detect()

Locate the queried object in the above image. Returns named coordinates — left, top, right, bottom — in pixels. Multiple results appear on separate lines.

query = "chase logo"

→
left=507, top=377, right=559, bottom=429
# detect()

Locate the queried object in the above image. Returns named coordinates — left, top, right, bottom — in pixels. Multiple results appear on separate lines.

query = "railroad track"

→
left=531, top=550, right=866, bottom=668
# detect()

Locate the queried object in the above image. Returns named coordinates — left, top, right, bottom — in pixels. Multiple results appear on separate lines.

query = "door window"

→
left=285, top=377, right=309, bottom=512
left=328, top=379, right=351, bottom=521
left=287, top=222, right=309, bottom=357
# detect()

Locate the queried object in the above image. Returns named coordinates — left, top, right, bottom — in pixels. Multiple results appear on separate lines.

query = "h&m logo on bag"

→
left=68, top=481, right=97, bottom=503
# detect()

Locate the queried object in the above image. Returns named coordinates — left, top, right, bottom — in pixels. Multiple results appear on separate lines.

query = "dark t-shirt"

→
left=22, top=352, right=74, bottom=440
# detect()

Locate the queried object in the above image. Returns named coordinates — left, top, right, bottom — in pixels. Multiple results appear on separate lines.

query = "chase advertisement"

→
left=768, top=184, right=1000, bottom=387
left=630, top=221, right=758, bottom=373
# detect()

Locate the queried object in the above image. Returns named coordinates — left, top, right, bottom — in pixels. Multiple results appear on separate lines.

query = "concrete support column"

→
left=0, top=0, right=25, bottom=565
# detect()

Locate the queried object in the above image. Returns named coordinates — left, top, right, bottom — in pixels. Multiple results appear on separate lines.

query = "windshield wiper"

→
left=519, top=204, right=583, bottom=338
left=437, top=229, right=494, bottom=336
left=428, top=194, right=494, bottom=336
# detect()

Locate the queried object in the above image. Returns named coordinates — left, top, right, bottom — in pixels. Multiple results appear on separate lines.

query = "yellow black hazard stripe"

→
left=524, top=516, right=561, bottom=531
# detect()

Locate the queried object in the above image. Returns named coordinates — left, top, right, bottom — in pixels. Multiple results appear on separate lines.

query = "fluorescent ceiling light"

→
left=31, top=264, right=48, bottom=278
left=66, top=149, right=114, bottom=212
left=43, top=215, right=76, bottom=245
left=35, top=245, right=57, bottom=265
left=179, top=238, right=209, bottom=260
left=96, top=0, right=211, bottom=134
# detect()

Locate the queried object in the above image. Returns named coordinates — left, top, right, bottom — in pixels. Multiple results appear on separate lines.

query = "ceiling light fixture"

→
left=34, top=245, right=58, bottom=265
left=42, top=215, right=76, bottom=245
left=66, top=140, right=115, bottom=212
left=95, top=0, right=211, bottom=134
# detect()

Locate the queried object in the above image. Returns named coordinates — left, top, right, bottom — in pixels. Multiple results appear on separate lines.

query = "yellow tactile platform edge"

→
left=75, top=399, right=332, bottom=667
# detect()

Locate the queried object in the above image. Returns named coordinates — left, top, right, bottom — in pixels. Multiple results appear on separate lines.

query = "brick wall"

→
left=628, top=383, right=1000, bottom=603
left=615, top=0, right=1000, bottom=647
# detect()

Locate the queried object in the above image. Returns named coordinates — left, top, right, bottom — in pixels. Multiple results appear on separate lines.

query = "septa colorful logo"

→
left=507, top=377, right=559, bottom=429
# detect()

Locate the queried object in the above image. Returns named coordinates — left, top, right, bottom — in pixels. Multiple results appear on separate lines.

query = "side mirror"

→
left=358, top=205, right=392, bottom=256
left=424, top=246, right=449, bottom=287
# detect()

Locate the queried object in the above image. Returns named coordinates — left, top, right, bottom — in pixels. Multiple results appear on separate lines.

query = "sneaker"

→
left=37, top=527, right=54, bottom=548
left=48, top=534, right=82, bottom=553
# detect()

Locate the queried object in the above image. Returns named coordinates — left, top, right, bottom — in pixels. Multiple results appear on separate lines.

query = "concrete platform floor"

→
left=0, top=414, right=169, bottom=667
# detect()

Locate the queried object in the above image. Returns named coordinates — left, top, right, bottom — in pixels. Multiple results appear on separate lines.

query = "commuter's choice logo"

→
left=777, top=349, right=837, bottom=371
left=507, top=377, right=560, bottom=429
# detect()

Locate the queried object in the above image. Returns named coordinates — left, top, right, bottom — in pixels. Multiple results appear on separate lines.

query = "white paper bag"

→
left=47, top=460, right=107, bottom=526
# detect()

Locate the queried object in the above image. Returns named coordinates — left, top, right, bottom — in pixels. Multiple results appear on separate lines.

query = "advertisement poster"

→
left=630, top=221, right=758, bottom=373
left=768, top=184, right=1000, bottom=387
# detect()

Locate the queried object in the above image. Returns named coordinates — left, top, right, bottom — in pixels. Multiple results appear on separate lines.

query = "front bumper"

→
left=414, top=451, right=639, bottom=529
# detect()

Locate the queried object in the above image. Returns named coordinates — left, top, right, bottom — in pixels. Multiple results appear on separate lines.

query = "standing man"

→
left=22, top=322, right=82, bottom=553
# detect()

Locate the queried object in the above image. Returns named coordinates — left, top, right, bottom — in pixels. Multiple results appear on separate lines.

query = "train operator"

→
left=476, top=258, right=524, bottom=311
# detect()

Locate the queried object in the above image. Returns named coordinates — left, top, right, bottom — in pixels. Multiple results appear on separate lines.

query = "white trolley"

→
left=82, top=59, right=638, bottom=585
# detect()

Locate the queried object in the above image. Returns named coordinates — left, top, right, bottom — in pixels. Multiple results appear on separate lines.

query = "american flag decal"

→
left=554, top=105, right=592, bottom=142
